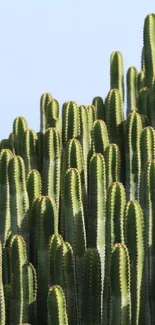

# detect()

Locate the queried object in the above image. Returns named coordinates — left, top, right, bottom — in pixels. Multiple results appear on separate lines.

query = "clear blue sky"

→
left=0, top=0, right=154, bottom=139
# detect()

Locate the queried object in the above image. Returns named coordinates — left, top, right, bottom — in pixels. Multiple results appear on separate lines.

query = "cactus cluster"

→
left=1, top=12, right=155, bottom=325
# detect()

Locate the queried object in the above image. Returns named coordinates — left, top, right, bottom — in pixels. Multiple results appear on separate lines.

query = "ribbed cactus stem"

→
left=10, top=235, right=27, bottom=325
left=0, top=241, right=5, bottom=325
left=126, top=66, right=138, bottom=115
left=125, top=111, right=142, bottom=201
left=124, top=200, right=145, bottom=325
left=42, top=127, right=60, bottom=211
left=27, top=169, right=42, bottom=208
left=104, top=144, right=121, bottom=189
left=110, top=243, right=131, bottom=325
left=47, top=285, right=69, bottom=325
left=13, top=116, right=28, bottom=156
left=88, top=153, right=106, bottom=297
left=22, top=261, right=37, bottom=325
left=40, top=92, right=52, bottom=133
left=143, top=13, right=155, bottom=87
left=92, top=96, right=105, bottom=120
left=64, top=168, right=86, bottom=323
left=92, top=119, right=109, bottom=155
left=148, top=77, right=155, bottom=128
left=110, top=51, right=124, bottom=103
left=48, top=235, right=77, bottom=325
left=86, top=104, right=97, bottom=135
left=45, top=98, right=61, bottom=140
left=0, top=149, right=13, bottom=247
left=21, top=129, right=38, bottom=175
left=103, top=182, right=126, bottom=325
left=140, top=160, right=155, bottom=324
left=8, top=156, right=29, bottom=247
left=81, top=248, right=101, bottom=325
left=137, top=71, right=146, bottom=91
left=105, top=89, right=124, bottom=148
left=138, top=87, right=149, bottom=117
left=32, top=196, right=58, bottom=325
left=140, top=126, right=155, bottom=171
left=62, top=101, right=80, bottom=146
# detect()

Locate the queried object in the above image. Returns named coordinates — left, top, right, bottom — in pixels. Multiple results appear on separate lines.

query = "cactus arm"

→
left=110, top=51, right=124, bottom=103
left=110, top=243, right=131, bottom=325
left=81, top=248, right=101, bottom=325
left=126, top=66, right=138, bottom=115
left=124, top=200, right=145, bottom=325
left=143, top=13, right=155, bottom=87
left=47, top=285, right=69, bottom=325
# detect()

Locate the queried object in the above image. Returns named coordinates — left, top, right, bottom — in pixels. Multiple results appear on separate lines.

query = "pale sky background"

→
left=0, top=0, right=154, bottom=139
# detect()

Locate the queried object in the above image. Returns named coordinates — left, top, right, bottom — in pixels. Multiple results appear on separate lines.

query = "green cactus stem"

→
left=105, top=89, right=124, bottom=149
left=8, top=156, right=29, bottom=248
left=140, top=126, right=155, bottom=172
left=81, top=248, right=101, bottom=325
left=42, top=127, right=61, bottom=211
left=126, top=66, right=138, bottom=115
left=21, top=129, right=38, bottom=175
left=140, top=160, right=155, bottom=324
left=143, top=13, right=155, bottom=87
left=110, top=243, right=131, bottom=325
left=92, top=120, right=109, bottom=155
left=103, top=182, right=126, bottom=325
left=62, top=101, right=80, bottom=146
left=124, top=200, right=145, bottom=325
left=110, top=51, right=124, bottom=103
left=104, top=144, right=121, bottom=189
left=137, top=71, right=146, bottom=91
left=47, top=285, right=69, bottom=325
left=92, top=96, right=105, bottom=120
left=0, top=149, right=13, bottom=247
left=13, top=116, right=28, bottom=156
left=40, top=92, right=52, bottom=133
left=125, top=111, right=142, bottom=201
left=0, top=241, right=6, bottom=325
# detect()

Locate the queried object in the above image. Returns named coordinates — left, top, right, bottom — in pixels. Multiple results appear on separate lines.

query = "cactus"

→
left=92, top=119, right=109, bottom=155
left=13, top=117, right=28, bottom=156
left=143, top=13, right=155, bottom=87
left=140, top=126, right=155, bottom=171
left=110, top=51, right=124, bottom=103
left=48, top=235, right=77, bottom=325
left=105, top=89, right=124, bottom=148
left=21, top=129, right=38, bottom=174
left=88, top=153, right=106, bottom=295
left=47, top=285, right=68, bottom=325
left=81, top=248, right=101, bottom=325
left=45, top=98, right=61, bottom=140
left=138, top=87, right=149, bottom=117
left=0, top=149, right=13, bottom=247
left=31, top=195, right=58, bottom=325
left=125, top=111, right=142, bottom=200
left=8, top=156, right=29, bottom=247
left=104, top=143, right=121, bottom=189
left=103, top=182, right=126, bottom=325
left=137, top=71, right=146, bottom=91
left=0, top=241, right=6, bottom=325
left=27, top=169, right=42, bottom=208
left=124, top=200, right=145, bottom=325
left=62, top=101, right=80, bottom=146
left=42, top=127, right=61, bottom=211
left=92, top=96, right=105, bottom=120
left=110, top=243, right=131, bottom=325
left=40, top=92, right=52, bottom=133
left=63, top=168, right=86, bottom=322
left=140, top=160, right=155, bottom=324
left=126, top=66, right=138, bottom=115
left=10, top=235, right=27, bottom=325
